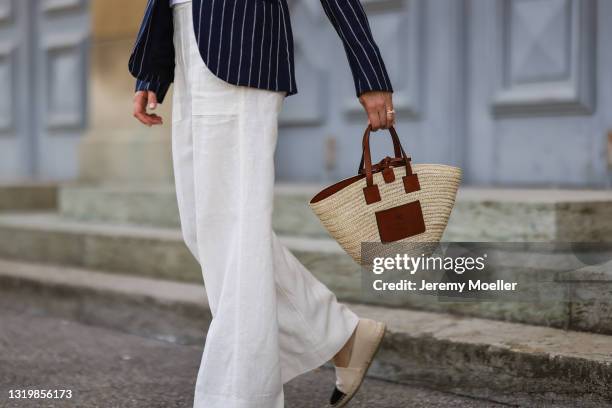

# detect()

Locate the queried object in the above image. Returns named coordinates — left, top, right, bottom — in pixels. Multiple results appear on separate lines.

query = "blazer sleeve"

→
left=134, top=76, right=172, bottom=104
left=128, top=0, right=175, bottom=104
left=319, top=0, right=393, bottom=97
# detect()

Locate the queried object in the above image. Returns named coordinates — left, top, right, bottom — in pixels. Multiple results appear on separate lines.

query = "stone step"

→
left=1, top=212, right=611, bottom=334
left=0, top=211, right=360, bottom=297
left=449, top=188, right=612, bottom=242
left=0, top=258, right=210, bottom=345
left=1, top=258, right=610, bottom=408
left=0, top=183, right=57, bottom=211
left=59, top=183, right=325, bottom=237
left=59, top=184, right=612, bottom=241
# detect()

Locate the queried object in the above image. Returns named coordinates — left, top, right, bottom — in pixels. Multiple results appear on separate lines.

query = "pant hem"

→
left=280, top=308, right=360, bottom=384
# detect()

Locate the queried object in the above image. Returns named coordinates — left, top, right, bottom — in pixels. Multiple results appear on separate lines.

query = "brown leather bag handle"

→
left=361, top=126, right=418, bottom=204
left=357, top=127, right=404, bottom=174
left=362, top=126, right=413, bottom=186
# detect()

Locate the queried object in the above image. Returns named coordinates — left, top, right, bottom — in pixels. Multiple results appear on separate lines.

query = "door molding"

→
left=492, top=0, right=596, bottom=116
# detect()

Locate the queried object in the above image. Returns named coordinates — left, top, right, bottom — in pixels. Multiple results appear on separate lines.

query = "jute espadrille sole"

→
left=328, top=322, right=386, bottom=408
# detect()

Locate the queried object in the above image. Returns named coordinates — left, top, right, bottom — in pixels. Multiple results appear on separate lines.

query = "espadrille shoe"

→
left=328, top=319, right=386, bottom=407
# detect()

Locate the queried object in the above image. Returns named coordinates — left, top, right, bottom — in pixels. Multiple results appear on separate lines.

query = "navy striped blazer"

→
left=129, top=0, right=393, bottom=103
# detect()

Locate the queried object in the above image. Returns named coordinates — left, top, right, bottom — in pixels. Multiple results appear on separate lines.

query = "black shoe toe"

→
left=329, top=387, right=347, bottom=406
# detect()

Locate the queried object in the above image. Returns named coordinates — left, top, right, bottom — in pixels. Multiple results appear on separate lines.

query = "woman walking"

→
left=129, top=1, right=394, bottom=406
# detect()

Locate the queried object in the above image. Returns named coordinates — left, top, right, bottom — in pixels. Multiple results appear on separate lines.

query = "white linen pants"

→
left=171, top=4, right=359, bottom=407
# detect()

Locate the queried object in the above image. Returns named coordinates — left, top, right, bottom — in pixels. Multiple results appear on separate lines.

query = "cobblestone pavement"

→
left=0, top=311, right=505, bottom=408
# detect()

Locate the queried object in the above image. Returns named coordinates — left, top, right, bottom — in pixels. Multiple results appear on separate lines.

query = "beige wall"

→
left=89, top=0, right=172, bottom=131
left=92, top=0, right=148, bottom=40
left=80, top=0, right=173, bottom=183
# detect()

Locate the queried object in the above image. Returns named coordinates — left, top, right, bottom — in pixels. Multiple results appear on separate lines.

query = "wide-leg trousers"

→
left=170, top=4, right=359, bottom=407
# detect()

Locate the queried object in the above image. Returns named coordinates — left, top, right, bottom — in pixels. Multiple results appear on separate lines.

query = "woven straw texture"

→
left=310, top=164, right=462, bottom=264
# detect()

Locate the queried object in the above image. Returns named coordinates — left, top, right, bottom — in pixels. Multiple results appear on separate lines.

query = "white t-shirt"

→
left=170, top=0, right=191, bottom=6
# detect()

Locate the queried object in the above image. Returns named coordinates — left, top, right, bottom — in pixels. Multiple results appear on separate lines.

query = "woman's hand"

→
left=133, top=91, right=163, bottom=126
left=359, top=91, right=395, bottom=131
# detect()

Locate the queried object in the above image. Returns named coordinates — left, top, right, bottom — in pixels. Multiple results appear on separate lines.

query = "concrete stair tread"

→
left=351, top=303, right=612, bottom=364
left=0, top=183, right=57, bottom=211
left=58, top=184, right=612, bottom=242
left=60, top=182, right=320, bottom=195
left=0, top=211, right=183, bottom=238
left=4, top=211, right=612, bottom=336
left=456, top=188, right=612, bottom=203
left=0, top=211, right=343, bottom=253
left=0, top=181, right=58, bottom=187
left=0, top=258, right=207, bottom=306
left=0, top=211, right=356, bottom=295
left=1, top=257, right=611, bottom=365
left=59, top=183, right=176, bottom=194
left=61, top=183, right=612, bottom=202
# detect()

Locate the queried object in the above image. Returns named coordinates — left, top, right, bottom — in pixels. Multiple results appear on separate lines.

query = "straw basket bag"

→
left=309, top=126, right=462, bottom=264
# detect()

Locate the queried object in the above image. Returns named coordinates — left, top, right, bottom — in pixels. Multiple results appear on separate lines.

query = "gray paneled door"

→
left=467, top=0, right=611, bottom=187
left=277, top=0, right=611, bottom=188
left=0, top=0, right=89, bottom=182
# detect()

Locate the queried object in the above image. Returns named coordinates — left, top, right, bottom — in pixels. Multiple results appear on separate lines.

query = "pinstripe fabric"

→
left=129, top=0, right=393, bottom=103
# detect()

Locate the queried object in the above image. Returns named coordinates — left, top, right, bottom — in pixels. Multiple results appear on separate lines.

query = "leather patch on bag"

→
left=375, top=201, right=426, bottom=243
left=382, top=167, right=395, bottom=183
left=403, top=174, right=420, bottom=193
left=363, top=184, right=381, bottom=204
